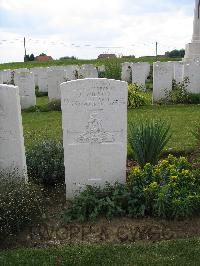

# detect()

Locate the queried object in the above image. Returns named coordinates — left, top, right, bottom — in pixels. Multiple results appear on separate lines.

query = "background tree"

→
left=29, top=54, right=35, bottom=61
left=165, top=49, right=185, bottom=58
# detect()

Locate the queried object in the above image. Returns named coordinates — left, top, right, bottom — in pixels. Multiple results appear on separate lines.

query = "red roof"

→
left=35, top=55, right=53, bottom=62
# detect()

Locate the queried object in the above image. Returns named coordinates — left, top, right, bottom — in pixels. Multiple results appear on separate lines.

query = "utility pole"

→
left=156, top=41, right=158, bottom=57
left=24, top=37, right=27, bottom=62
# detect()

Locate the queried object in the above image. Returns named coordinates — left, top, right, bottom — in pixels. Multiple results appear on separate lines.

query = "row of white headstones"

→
left=0, top=64, right=102, bottom=109
left=0, top=78, right=128, bottom=198
left=2, top=60, right=200, bottom=111
left=122, top=61, right=200, bottom=101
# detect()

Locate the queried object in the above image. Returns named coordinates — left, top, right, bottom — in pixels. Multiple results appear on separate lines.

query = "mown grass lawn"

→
left=1, top=238, right=200, bottom=266
left=0, top=56, right=180, bottom=70
left=22, top=97, right=200, bottom=153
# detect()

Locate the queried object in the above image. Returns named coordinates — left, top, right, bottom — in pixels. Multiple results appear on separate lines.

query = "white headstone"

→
left=121, top=63, right=132, bottom=83
left=0, top=71, right=3, bottom=84
left=61, top=65, right=79, bottom=81
left=153, top=62, right=173, bottom=102
left=2, top=69, right=12, bottom=84
left=183, top=61, right=200, bottom=93
left=14, top=68, right=29, bottom=73
left=131, top=62, right=150, bottom=89
left=31, top=67, right=42, bottom=87
left=61, top=78, right=128, bottom=198
left=78, top=65, right=98, bottom=79
left=173, top=61, right=184, bottom=83
left=48, top=69, right=67, bottom=101
left=14, top=72, right=36, bottom=109
left=37, top=68, right=49, bottom=92
left=0, top=84, right=27, bottom=179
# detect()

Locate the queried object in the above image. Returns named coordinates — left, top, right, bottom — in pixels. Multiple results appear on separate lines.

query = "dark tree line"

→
left=165, top=49, right=185, bottom=58
left=24, top=54, right=35, bottom=62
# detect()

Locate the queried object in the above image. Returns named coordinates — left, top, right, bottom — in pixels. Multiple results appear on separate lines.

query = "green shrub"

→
left=188, top=93, right=200, bottom=104
left=64, top=183, right=130, bottom=223
left=128, top=155, right=200, bottom=218
left=63, top=155, right=200, bottom=222
left=162, top=78, right=200, bottom=104
left=104, top=59, right=121, bottom=80
left=128, top=119, right=171, bottom=168
left=164, top=78, right=190, bottom=104
left=0, top=173, right=44, bottom=239
left=26, top=139, right=65, bottom=186
left=47, top=99, right=61, bottom=111
left=128, top=84, right=147, bottom=109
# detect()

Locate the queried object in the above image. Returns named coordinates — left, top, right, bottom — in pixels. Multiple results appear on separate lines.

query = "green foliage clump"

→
left=128, top=119, right=171, bottom=168
left=165, top=78, right=190, bottom=104
left=103, top=59, right=121, bottom=80
left=64, top=155, right=200, bottom=223
left=165, top=49, right=185, bottom=58
left=128, top=84, right=147, bottom=109
left=24, top=54, right=35, bottom=62
left=128, top=155, right=200, bottom=218
left=64, top=183, right=130, bottom=223
left=163, top=78, right=200, bottom=104
left=26, top=139, right=64, bottom=186
left=188, top=93, right=200, bottom=104
left=47, top=99, right=61, bottom=111
left=0, top=173, right=44, bottom=239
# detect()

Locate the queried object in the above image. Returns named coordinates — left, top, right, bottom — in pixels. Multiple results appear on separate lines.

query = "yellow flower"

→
left=170, top=176, right=178, bottom=182
left=132, top=167, right=141, bottom=175
left=154, top=168, right=160, bottom=175
left=160, top=160, right=168, bottom=166
left=149, top=182, right=158, bottom=189
left=181, top=169, right=190, bottom=175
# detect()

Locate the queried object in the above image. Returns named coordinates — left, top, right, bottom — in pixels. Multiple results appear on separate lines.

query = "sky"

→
left=0, top=0, right=195, bottom=63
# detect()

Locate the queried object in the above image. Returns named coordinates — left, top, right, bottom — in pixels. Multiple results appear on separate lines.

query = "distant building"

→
left=122, top=55, right=135, bottom=59
left=98, top=54, right=117, bottom=59
left=35, top=55, right=53, bottom=62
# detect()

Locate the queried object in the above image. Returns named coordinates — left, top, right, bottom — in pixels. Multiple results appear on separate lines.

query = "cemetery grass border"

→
left=1, top=238, right=200, bottom=265
left=0, top=56, right=180, bottom=71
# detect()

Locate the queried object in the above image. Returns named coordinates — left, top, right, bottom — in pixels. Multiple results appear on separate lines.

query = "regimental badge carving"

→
left=77, top=113, right=115, bottom=144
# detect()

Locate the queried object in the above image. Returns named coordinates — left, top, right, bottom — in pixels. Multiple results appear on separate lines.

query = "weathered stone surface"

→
left=0, top=84, right=27, bottom=178
left=61, top=78, right=128, bottom=198
left=1, top=69, right=12, bottom=84
left=37, top=68, right=49, bottom=92
left=173, top=61, right=184, bottom=83
left=183, top=61, right=200, bottom=93
left=78, top=65, right=98, bottom=79
left=0, top=71, right=3, bottom=84
left=153, top=62, right=173, bottom=102
left=184, top=0, right=200, bottom=61
left=31, top=67, right=43, bottom=87
left=48, top=69, right=68, bottom=101
left=121, top=63, right=132, bottom=83
left=131, top=62, right=150, bottom=88
left=14, top=72, right=36, bottom=109
left=63, top=65, right=79, bottom=81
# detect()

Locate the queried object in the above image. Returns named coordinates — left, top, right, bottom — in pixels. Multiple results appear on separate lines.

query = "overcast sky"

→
left=0, top=0, right=195, bottom=63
